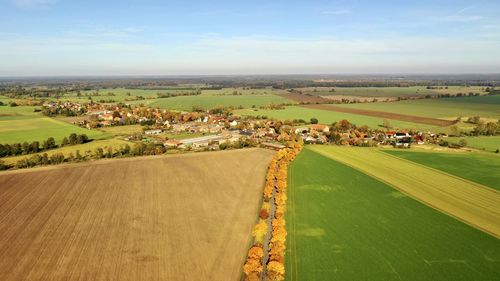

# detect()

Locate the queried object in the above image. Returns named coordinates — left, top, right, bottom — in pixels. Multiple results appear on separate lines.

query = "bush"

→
left=310, top=117, right=318, bottom=124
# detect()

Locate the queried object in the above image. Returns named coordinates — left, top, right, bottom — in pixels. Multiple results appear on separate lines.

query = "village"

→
left=41, top=101, right=452, bottom=152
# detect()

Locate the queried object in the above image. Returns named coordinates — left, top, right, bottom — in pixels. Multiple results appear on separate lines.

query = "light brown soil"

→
left=320, top=95, right=398, bottom=102
left=278, top=93, right=329, bottom=104
left=0, top=149, right=274, bottom=281
left=302, top=104, right=457, bottom=127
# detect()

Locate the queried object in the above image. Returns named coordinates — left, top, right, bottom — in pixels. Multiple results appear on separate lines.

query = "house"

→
left=144, top=129, right=162, bottom=135
left=295, top=127, right=309, bottom=135
left=181, top=135, right=223, bottom=147
left=261, top=142, right=286, bottom=150
left=164, top=139, right=181, bottom=148
left=310, top=124, right=330, bottom=133
left=386, top=131, right=396, bottom=138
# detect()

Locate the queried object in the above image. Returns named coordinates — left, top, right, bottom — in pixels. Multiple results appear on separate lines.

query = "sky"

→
left=0, top=0, right=500, bottom=76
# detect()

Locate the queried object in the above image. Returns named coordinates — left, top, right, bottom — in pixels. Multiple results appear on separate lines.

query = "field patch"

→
left=384, top=150, right=500, bottom=191
left=309, top=146, right=500, bottom=237
left=286, top=148, right=500, bottom=281
left=297, top=86, right=487, bottom=97
left=333, top=96, right=500, bottom=119
left=0, top=148, right=274, bottom=281
left=302, top=104, right=457, bottom=126
left=235, top=106, right=443, bottom=131
left=0, top=106, right=107, bottom=144
left=148, top=92, right=291, bottom=110
left=447, top=136, right=500, bottom=153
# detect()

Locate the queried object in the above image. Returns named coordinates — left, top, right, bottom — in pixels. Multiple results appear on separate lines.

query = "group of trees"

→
left=7, top=142, right=167, bottom=171
left=0, top=134, right=89, bottom=158
left=243, top=145, right=302, bottom=281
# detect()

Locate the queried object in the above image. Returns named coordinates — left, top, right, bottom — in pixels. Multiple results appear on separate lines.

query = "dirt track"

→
left=0, top=149, right=274, bottom=281
left=302, top=104, right=457, bottom=127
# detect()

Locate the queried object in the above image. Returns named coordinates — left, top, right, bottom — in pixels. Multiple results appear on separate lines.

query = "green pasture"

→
left=385, top=150, right=500, bottom=190
left=236, top=106, right=443, bottom=132
left=333, top=96, right=500, bottom=119
left=0, top=106, right=108, bottom=144
left=148, top=92, right=292, bottom=111
left=286, top=147, right=500, bottom=281
left=447, top=136, right=500, bottom=153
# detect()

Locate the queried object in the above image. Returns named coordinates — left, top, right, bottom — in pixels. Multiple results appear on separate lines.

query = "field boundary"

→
left=301, top=104, right=458, bottom=126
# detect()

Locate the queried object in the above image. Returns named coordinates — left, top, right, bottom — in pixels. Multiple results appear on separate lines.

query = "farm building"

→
left=145, top=129, right=163, bottom=135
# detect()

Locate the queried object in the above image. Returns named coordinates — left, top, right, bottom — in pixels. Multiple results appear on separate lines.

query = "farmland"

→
left=235, top=106, right=443, bottom=131
left=298, top=86, right=487, bottom=97
left=309, top=146, right=500, bottom=236
left=302, top=104, right=456, bottom=126
left=333, top=95, right=500, bottom=119
left=148, top=89, right=291, bottom=111
left=447, top=136, right=500, bottom=153
left=0, top=148, right=274, bottom=281
left=0, top=106, right=107, bottom=144
left=286, top=147, right=500, bottom=281
left=384, top=150, right=500, bottom=190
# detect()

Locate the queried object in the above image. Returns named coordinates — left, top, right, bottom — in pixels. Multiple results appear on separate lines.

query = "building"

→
left=145, top=129, right=162, bottom=135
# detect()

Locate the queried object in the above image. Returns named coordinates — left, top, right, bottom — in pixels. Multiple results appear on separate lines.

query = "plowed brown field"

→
left=0, top=148, right=274, bottom=281
left=302, top=104, right=457, bottom=126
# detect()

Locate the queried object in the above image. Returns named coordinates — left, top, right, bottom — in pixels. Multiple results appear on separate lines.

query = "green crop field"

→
left=384, top=150, right=500, bottom=190
left=333, top=96, right=500, bottom=119
left=286, top=147, right=500, bottom=281
left=447, top=136, right=500, bottom=153
left=297, top=86, right=487, bottom=97
left=148, top=91, right=292, bottom=111
left=0, top=106, right=108, bottom=144
left=235, top=106, right=443, bottom=131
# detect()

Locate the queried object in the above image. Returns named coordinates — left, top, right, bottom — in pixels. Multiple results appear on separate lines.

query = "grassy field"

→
left=309, top=146, right=500, bottom=236
left=298, top=86, right=487, bottom=97
left=286, top=147, right=500, bottom=281
left=334, top=96, right=500, bottom=119
left=447, top=136, right=500, bottom=153
left=97, top=124, right=144, bottom=136
left=1, top=138, right=133, bottom=165
left=0, top=148, right=274, bottom=281
left=384, top=150, right=500, bottom=191
left=235, top=106, right=443, bottom=131
left=148, top=91, right=291, bottom=111
left=0, top=106, right=108, bottom=144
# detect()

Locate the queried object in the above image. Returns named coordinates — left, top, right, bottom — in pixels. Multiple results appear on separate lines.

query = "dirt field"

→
left=0, top=149, right=274, bottom=281
left=320, top=95, right=398, bottom=102
left=309, top=146, right=500, bottom=238
left=302, top=104, right=457, bottom=126
left=278, top=92, right=329, bottom=104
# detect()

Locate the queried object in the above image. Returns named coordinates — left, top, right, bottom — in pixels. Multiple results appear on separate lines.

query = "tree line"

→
left=0, top=134, right=89, bottom=158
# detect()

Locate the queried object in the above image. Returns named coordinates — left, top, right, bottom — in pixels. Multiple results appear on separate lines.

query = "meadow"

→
left=0, top=106, right=107, bottom=144
left=235, top=106, right=444, bottom=132
left=148, top=89, right=291, bottom=111
left=286, top=147, right=500, bottom=281
left=297, top=86, right=487, bottom=97
left=0, top=149, right=274, bottom=281
left=334, top=95, right=500, bottom=119
left=384, top=150, right=500, bottom=190
left=447, top=136, right=500, bottom=153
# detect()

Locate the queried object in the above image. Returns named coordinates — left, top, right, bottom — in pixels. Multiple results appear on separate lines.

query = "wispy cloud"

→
left=12, top=0, right=58, bottom=9
left=321, top=9, right=351, bottom=15
left=440, top=6, right=483, bottom=22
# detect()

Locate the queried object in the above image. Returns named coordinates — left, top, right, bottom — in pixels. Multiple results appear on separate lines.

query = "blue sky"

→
left=1, top=0, right=499, bottom=76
